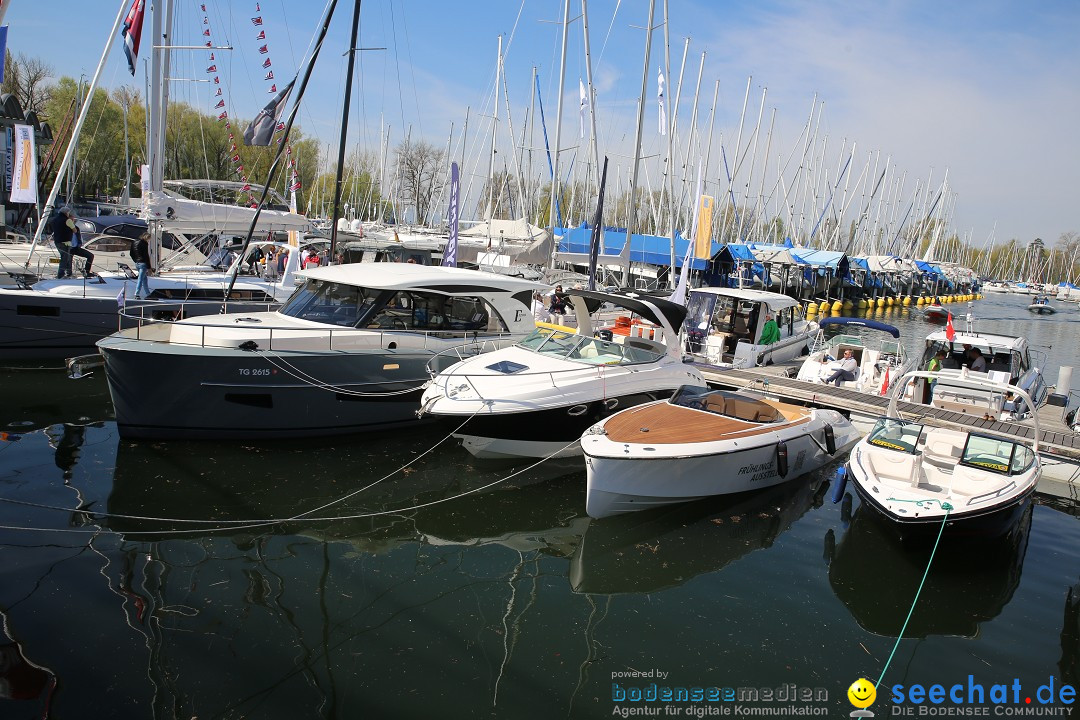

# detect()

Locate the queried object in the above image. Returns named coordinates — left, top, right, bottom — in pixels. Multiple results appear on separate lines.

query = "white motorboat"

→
left=796, top=317, right=915, bottom=394
left=582, top=385, right=859, bottom=518
left=846, top=371, right=1041, bottom=539
left=910, top=327, right=1047, bottom=421
left=418, top=289, right=703, bottom=459
left=682, top=287, right=816, bottom=368
left=0, top=239, right=306, bottom=360
left=96, top=263, right=542, bottom=439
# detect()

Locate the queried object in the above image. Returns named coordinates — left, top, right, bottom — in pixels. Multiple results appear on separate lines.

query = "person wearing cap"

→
left=51, top=207, right=77, bottom=278
left=131, top=231, right=153, bottom=299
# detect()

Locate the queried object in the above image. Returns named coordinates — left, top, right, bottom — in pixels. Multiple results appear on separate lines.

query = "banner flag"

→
left=243, top=79, right=293, bottom=145
left=578, top=78, right=587, bottom=139
left=9, top=124, right=37, bottom=204
left=657, top=67, right=667, bottom=136
left=694, top=195, right=714, bottom=259
left=442, top=162, right=460, bottom=267
left=587, top=157, right=609, bottom=290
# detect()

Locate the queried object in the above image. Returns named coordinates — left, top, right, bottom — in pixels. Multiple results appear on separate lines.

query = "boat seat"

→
left=868, top=451, right=918, bottom=485
left=922, top=428, right=966, bottom=469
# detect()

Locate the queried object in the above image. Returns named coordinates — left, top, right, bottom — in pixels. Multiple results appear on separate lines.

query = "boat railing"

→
left=117, top=307, right=517, bottom=353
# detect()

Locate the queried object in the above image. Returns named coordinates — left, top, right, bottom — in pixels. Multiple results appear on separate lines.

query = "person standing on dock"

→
left=758, top=313, right=780, bottom=345
left=824, top=349, right=858, bottom=386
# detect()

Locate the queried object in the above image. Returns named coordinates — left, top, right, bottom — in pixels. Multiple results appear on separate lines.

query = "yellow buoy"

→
left=857, top=298, right=868, bottom=310
left=818, top=300, right=830, bottom=313
left=831, top=300, right=844, bottom=314
left=902, top=296, right=911, bottom=306
left=842, top=299, right=854, bottom=311
left=876, top=297, right=885, bottom=309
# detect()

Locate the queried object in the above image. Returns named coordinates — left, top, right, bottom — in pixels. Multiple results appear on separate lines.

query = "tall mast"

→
left=546, top=0, right=571, bottom=235
left=581, top=0, right=602, bottom=211
left=621, top=0, right=657, bottom=283
left=329, top=0, right=362, bottom=263
left=486, top=35, right=502, bottom=223
left=662, top=0, right=677, bottom=277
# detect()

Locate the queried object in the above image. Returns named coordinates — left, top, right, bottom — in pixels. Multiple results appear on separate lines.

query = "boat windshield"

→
left=670, top=387, right=784, bottom=423
left=517, top=327, right=663, bottom=365
left=280, top=279, right=385, bottom=327
left=960, top=435, right=1036, bottom=476
left=866, top=418, right=924, bottom=454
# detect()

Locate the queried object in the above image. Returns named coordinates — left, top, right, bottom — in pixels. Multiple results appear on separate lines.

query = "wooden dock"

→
left=696, top=364, right=1080, bottom=478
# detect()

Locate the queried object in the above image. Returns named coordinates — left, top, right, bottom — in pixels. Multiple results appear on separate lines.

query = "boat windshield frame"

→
left=669, top=386, right=784, bottom=423
left=866, top=417, right=925, bottom=454
left=959, top=433, right=1036, bottom=477
left=516, top=327, right=663, bottom=366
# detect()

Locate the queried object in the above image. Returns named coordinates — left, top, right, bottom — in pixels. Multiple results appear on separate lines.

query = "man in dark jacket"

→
left=51, top=207, right=76, bottom=278
left=131, top=231, right=152, bottom=299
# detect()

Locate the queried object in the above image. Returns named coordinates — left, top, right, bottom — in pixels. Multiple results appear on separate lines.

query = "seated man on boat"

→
left=967, top=347, right=988, bottom=373
left=823, top=349, right=858, bottom=386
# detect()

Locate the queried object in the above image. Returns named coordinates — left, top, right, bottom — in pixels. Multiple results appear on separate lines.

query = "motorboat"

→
left=418, top=289, right=703, bottom=459
left=96, top=263, right=542, bottom=439
left=796, top=317, right=915, bottom=394
left=846, top=371, right=1041, bottom=539
left=0, top=239, right=307, bottom=360
left=923, top=301, right=949, bottom=322
left=1028, top=297, right=1056, bottom=314
left=682, top=287, right=816, bottom=368
left=581, top=385, right=859, bottom=518
left=981, top=281, right=1012, bottom=294
left=910, top=327, right=1047, bottom=420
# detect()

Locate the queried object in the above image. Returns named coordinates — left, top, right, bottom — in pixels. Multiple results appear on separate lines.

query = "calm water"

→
left=1, top=293, right=1078, bottom=719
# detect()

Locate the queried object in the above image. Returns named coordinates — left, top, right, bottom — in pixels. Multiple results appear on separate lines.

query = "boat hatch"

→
left=486, top=360, right=528, bottom=374
left=670, top=386, right=783, bottom=423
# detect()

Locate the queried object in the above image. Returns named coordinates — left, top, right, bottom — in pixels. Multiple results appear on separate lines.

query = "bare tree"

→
left=2, top=51, right=54, bottom=117
left=395, top=140, right=445, bottom=225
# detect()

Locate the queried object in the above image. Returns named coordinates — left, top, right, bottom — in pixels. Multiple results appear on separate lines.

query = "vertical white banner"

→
left=9, top=124, right=37, bottom=204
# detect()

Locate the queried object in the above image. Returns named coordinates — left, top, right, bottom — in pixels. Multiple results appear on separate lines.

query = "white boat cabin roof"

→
left=297, top=261, right=544, bottom=294
left=924, top=329, right=1027, bottom=353
left=689, top=287, right=801, bottom=310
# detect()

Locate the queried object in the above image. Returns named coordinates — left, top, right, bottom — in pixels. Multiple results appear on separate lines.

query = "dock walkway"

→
left=696, top=364, right=1080, bottom=463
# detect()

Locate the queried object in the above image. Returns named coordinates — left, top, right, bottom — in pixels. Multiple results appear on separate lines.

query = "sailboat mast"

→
left=547, top=0, right=571, bottom=237
left=581, top=0, right=602, bottom=210
left=486, top=35, right=502, bottom=225
left=662, top=0, right=677, bottom=278
left=621, top=0, right=657, bottom=284
left=329, top=0, right=363, bottom=263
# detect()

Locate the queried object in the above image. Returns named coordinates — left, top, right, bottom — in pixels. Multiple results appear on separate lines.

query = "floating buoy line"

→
left=0, top=408, right=579, bottom=537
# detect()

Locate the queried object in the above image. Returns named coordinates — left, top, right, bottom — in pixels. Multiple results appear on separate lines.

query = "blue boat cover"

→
left=557, top=223, right=720, bottom=269
left=818, top=317, right=901, bottom=338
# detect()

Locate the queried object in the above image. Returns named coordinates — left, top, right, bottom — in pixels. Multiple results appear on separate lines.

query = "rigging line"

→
left=596, top=0, right=622, bottom=66
left=874, top=507, right=951, bottom=690
left=397, top=0, right=424, bottom=142
left=387, top=1, right=408, bottom=143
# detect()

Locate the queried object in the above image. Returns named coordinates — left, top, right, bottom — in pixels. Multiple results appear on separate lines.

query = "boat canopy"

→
left=915, top=260, right=945, bottom=278
left=818, top=317, right=900, bottom=338
left=568, top=288, right=689, bottom=331
left=790, top=249, right=849, bottom=278
left=555, top=223, right=720, bottom=269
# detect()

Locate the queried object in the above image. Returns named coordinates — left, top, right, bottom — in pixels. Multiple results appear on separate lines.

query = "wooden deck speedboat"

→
left=582, top=386, right=860, bottom=518
left=847, top=371, right=1041, bottom=539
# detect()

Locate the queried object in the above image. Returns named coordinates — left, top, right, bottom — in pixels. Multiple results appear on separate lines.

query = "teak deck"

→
left=603, top=399, right=811, bottom=445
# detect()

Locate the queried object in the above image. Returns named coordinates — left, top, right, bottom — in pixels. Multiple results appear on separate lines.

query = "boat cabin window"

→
left=959, top=434, right=1026, bottom=476
left=517, top=327, right=663, bottom=365
left=776, top=306, right=793, bottom=336
left=280, top=279, right=384, bottom=327
left=670, top=387, right=783, bottom=423
left=368, top=291, right=505, bottom=333
left=866, top=418, right=924, bottom=454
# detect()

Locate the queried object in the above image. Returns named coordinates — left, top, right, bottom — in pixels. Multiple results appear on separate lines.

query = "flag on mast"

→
left=587, top=157, right=609, bottom=291
left=657, top=67, right=667, bottom=136
left=120, top=0, right=146, bottom=76
left=945, top=312, right=956, bottom=342
left=243, top=79, right=293, bottom=146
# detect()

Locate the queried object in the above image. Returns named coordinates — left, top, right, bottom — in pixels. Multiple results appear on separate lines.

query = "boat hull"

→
left=451, top=389, right=679, bottom=459
left=1027, top=305, right=1055, bottom=315
left=0, top=291, right=275, bottom=359
left=583, top=410, right=857, bottom=518
left=98, top=341, right=443, bottom=439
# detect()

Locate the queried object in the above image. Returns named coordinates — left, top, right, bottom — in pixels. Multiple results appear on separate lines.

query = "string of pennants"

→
left=198, top=3, right=300, bottom=207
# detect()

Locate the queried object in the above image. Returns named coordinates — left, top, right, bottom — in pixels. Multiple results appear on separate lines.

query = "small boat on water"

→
left=847, top=371, right=1041, bottom=539
left=582, top=385, right=859, bottom=518
left=923, top=302, right=949, bottom=322
left=418, top=289, right=703, bottom=459
left=1028, top=298, right=1056, bottom=314
left=796, top=317, right=915, bottom=394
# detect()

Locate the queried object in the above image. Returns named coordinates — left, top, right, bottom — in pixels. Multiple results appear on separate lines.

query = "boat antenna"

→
left=225, top=0, right=341, bottom=301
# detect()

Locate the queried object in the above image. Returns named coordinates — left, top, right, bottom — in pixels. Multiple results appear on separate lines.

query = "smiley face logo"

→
left=848, top=678, right=876, bottom=709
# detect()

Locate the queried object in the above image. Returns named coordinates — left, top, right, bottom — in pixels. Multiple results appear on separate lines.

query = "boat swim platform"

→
left=695, top=363, right=1080, bottom=483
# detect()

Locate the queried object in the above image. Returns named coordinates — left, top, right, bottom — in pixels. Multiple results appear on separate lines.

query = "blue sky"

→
left=7, top=0, right=1080, bottom=251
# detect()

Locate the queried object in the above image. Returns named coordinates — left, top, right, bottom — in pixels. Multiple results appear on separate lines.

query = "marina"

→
left=1, top=290, right=1079, bottom=718
left=0, top=0, right=1079, bottom=716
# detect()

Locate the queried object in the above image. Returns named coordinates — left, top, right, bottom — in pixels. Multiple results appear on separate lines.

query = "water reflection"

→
left=828, top=503, right=1031, bottom=638
left=570, top=473, right=829, bottom=595
left=0, top=369, right=112, bottom=433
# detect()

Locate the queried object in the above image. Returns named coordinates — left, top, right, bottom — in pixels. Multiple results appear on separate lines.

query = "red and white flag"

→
left=256, top=30, right=265, bottom=40
left=203, top=28, right=210, bottom=36
left=215, top=88, right=222, bottom=96
left=206, top=64, right=217, bottom=72
left=251, top=16, right=262, bottom=25
left=264, top=70, right=274, bottom=80
left=267, top=84, right=277, bottom=93
left=120, top=0, right=147, bottom=76
left=218, top=111, right=228, bottom=120
left=259, top=44, right=268, bottom=54
left=945, top=313, right=956, bottom=342
left=215, top=99, right=225, bottom=109
left=262, top=57, right=272, bottom=68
